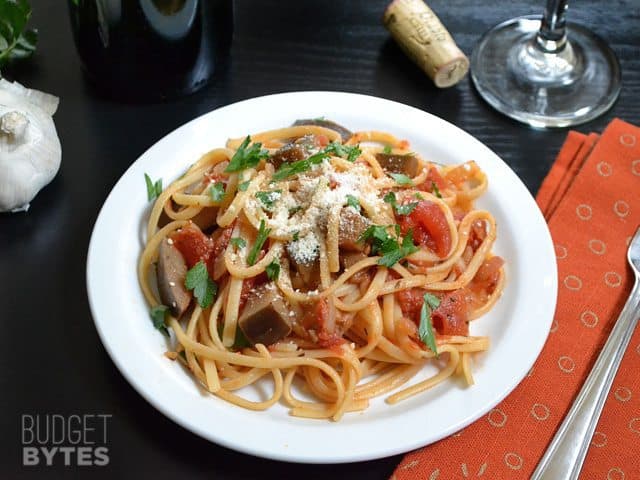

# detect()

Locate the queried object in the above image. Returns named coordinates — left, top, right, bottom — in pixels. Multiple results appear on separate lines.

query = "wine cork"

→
left=383, top=0, right=469, bottom=88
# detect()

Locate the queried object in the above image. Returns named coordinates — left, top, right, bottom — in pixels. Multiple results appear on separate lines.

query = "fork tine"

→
left=627, top=226, right=640, bottom=274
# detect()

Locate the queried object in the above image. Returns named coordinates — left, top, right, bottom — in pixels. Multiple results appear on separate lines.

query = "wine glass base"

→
left=470, top=16, right=621, bottom=128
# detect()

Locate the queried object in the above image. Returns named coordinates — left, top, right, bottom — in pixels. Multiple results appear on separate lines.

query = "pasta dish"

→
left=138, top=119, right=505, bottom=421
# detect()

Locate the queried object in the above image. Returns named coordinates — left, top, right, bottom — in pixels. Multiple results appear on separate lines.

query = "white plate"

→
left=87, top=91, right=557, bottom=463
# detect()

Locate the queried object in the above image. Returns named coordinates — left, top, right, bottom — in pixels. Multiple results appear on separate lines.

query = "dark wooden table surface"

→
left=1, top=1, right=638, bottom=478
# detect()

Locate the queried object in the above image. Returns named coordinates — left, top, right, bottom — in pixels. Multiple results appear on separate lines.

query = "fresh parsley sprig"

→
left=378, top=229, right=419, bottom=267
left=418, top=293, right=440, bottom=356
left=359, top=225, right=419, bottom=268
left=383, top=192, right=418, bottom=216
left=0, top=0, right=38, bottom=68
left=272, top=142, right=361, bottom=181
left=247, top=220, right=271, bottom=266
left=144, top=173, right=163, bottom=201
left=325, top=142, right=361, bottom=162
left=150, top=305, right=170, bottom=337
left=225, top=136, right=269, bottom=173
left=185, top=261, right=217, bottom=309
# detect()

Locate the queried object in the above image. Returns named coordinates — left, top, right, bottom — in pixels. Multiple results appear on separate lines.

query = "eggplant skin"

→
left=238, top=284, right=292, bottom=346
left=374, top=153, right=420, bottom=177
left=270, top=142, right=306, bottom=169
left=157, top=240, right=192, bottom=318
left=292, top=119, right=353, bottom=142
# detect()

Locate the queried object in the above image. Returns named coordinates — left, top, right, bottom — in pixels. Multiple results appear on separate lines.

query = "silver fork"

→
left=531, top=226, right=640, bottom=480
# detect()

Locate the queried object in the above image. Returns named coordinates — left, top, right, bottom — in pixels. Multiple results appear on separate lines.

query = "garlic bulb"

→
left=0, top=79, right=61, bottom=212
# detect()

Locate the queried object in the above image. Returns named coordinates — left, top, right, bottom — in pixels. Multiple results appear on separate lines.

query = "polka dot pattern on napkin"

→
left=392, top=119, right=640, bottom=480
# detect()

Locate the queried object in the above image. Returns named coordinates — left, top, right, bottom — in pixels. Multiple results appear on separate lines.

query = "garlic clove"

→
left=0, top=79, right=61, bottom=213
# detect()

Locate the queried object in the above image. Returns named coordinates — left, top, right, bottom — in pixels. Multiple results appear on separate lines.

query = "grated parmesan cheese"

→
left=262, top=154, right=386, bottom=265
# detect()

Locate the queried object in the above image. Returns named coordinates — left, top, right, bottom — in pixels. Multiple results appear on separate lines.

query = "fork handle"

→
left=531, top=278, right=640, bottom=480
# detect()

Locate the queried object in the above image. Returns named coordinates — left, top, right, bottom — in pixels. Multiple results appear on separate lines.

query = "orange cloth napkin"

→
left=392, top=119, right=640, bottom=480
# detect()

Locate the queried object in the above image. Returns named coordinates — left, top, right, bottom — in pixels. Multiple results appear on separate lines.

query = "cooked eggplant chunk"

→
left=292, top=118, right=353, bottom=142
left=375, top=153, right=420, bottom=177
left=339, top=208, right=370, bottom=251
left=190, top=207, right=218, bottom=231
left=270, top=143, right=306, bottom=169
left=157, top=240, right=192, bottom=318
left=238, top=284, right=292, bottom=346
left=340, top=251, right=368, bottom=271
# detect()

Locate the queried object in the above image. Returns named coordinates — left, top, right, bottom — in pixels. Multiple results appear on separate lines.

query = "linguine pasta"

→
left=138, top=121, right=505, bottom=421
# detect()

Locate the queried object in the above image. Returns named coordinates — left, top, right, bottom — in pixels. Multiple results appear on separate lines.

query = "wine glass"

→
left=470, top=0, right=621, bottom=128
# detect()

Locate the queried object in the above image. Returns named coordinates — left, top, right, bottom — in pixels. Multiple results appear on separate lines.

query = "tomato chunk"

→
left=431, top=289, right=469, bottom=336
left=398, top=201, right=452, bottom=257
left=302, top=299, right=345, bottom=349
left=171, top=225, right=213, bottom=268
left=418, top=166, right=448, bottom=193
left=472, top=256, right=504, bottom=293
left=396, top=288, right=425, bottom=322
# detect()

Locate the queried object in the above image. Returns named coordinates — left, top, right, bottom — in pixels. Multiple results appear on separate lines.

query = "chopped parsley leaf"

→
left=431, top=182, right=442, bottom=198
left=359, top=225, right=419, bottom=268
left=255, top=190, right=282, bottom=210
left=292, top=231, right=300, bottom=241
left=272, top=152, right=325, bottom=181
left=266, top=260, right=280, bottom=280
left=185, top=261, right=217, bottom=309
left=150, top=305, right=170, bottom=337
left=383, top=192, right=396, bottom=205
left=144, top=173, right=163, bottom=201
left=396, top=202, right=418, bottom=215
left=383, top=191, right=418, bottom=216
left=208, top=182, right=225, bottom=202
left=325, top=142, right=361, bottom=162
left=346, top=194, right=361, bottom=212
left=230, top=237, right=246, bottom=249
left=272, top=142, right=361, bottom=180
left=419, top=293, right=440, bottom=356
left=415, top=192, right=425, bottom=200
left=247, top=220, right=271, bottom=266
left=389, top=173, right=414, bottom=186
left=238, top=180, right=250, bottom=192
left=225, top=136, right=270, bottom=173
left=383, top=145, right=392, bottom=154
left=378, top=229, right=419, bottom=267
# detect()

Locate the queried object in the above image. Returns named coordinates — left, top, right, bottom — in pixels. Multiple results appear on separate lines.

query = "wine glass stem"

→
left=537, top=0, right=569, bottom=52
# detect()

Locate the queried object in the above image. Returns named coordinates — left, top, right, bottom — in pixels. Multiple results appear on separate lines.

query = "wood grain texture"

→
left=0, top=1, right=638, bottom=479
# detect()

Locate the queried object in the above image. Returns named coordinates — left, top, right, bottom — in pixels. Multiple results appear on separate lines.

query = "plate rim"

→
left=86, top=90, right=558, bottom=463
